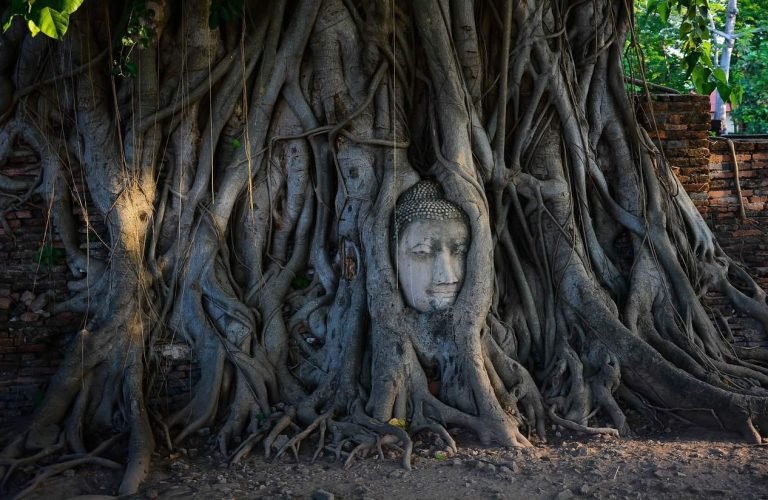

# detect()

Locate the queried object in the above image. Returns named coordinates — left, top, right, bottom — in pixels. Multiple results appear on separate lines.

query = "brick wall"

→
left=0, top=148, right=81, bottom=424
left=0, top=149, right=196, bottom=425
left=636, top=94, right=768, bottom=347
left=706, top=138, right=768, bottom=346
left=636, top=93, right=712, bottom=215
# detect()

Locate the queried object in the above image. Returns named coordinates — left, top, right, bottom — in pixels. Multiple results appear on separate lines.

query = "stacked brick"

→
left=0, top=148, right=81, bottom=424
left=636, top=94, right=768, bottom=347
left=1, top=147, right=199, bottom=425
left=708, top=138, right=768, bottom=300
left=635, top=94, right=712, bottom=215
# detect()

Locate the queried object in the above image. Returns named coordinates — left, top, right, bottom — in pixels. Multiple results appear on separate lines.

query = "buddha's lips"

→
left=428, top=286, right=459, bottom=298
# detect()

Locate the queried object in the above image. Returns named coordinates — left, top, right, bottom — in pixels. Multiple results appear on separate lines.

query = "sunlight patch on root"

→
left=341, top=433, right=402, bottom=470
left=413, top=385, right=533, bottom=448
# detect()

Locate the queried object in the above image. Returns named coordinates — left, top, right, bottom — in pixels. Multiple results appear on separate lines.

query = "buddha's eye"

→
left=409, top=247, right=432, bottom=258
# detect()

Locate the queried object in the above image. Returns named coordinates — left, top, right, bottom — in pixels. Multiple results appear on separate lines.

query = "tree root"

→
left=548, top=407, right=620, bottom=437
left=274, top=410, right=334, bottom=462
left=5, top=433, right=125, bottom=500
left=227, top=404, right=421, bottom=470
left=0, top=437, right=65, bottom=491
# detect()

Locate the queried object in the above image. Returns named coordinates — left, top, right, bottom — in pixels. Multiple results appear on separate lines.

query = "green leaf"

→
left=125, top=62, right=137, bottom=77
left=59, top=0, right=86, bottom=15
left=716, top=83, right=731, bottom=103
left=712, top=67, right=727, bottom=85
left=28, top=7, right=70, bottom=38
left=27, top=19, right=40, bottom=36
left=658, top=0, right=670, bottom=23
left=691, top=65, right=711, bottom=93
left=729, top=83, right=743, bottom=107
left=699, top=41, right=712, bottom=65
left=3, top=0, right=85, bottom=39
left=684, top=52, right=700, bottom=75
left=34, top=0, right=87, bottom=15
left=2, top=0, right=27, bottom=31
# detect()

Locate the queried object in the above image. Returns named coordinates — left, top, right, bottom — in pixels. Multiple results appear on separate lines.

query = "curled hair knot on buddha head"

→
left=393, top=180, right=467, bottom=242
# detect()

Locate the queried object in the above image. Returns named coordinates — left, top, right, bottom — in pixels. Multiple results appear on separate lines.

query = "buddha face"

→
left=396, top=218, right=469, bottom=313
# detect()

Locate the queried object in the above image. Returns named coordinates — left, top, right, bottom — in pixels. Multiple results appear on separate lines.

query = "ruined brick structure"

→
left=0, top=149, right=195, bottom=425
left=636, top=94, right=768, bottom=348
left=707, top=138, right=768, bottom=345
left=1, top=94, right=767, bottom=423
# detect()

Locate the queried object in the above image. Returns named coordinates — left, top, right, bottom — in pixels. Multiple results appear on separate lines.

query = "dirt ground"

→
left=10, top=423, right=768, bottom=500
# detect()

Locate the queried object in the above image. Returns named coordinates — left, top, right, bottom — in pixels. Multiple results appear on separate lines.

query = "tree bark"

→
left=0, top=0, right=767, bottom=495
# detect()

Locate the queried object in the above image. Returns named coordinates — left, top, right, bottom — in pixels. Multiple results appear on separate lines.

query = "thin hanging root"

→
left=330, top=439, right=350, bottom=462
left=548, top=407, right=620, bottom=437
left=275, top=410, right=334, bottom=461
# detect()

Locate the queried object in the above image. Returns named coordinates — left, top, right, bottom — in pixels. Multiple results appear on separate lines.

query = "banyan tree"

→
left=1, top=0, right=767, bottom=495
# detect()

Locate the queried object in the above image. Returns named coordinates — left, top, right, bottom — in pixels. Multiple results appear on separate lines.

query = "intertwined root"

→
left=223, top=408, right=410, bottom=469
left=1, top=432, right=125, bottom=500
left=3, top=0, right=768, bottom=496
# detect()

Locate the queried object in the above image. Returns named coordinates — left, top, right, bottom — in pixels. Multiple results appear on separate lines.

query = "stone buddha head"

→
left=393, top=180, right=470, bottom=313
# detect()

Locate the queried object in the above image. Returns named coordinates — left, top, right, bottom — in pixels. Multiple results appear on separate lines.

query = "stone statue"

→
left=393, top=180, right=469, bottom=313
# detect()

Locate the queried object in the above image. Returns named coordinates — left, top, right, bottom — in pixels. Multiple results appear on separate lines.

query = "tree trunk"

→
left=714, top=0, right=738, bottom=125
left=1, top=0, right=767, bottom=495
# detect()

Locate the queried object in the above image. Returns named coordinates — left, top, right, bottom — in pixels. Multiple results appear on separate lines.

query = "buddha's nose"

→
left=433, top=249, right=459, bottom=285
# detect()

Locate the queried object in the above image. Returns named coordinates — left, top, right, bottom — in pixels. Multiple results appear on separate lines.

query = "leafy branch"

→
left=2, top=0, right=84, bottom=39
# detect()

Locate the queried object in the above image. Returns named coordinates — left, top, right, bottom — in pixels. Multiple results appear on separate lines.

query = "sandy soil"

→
left=12, top=425, right=768, bottom=500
